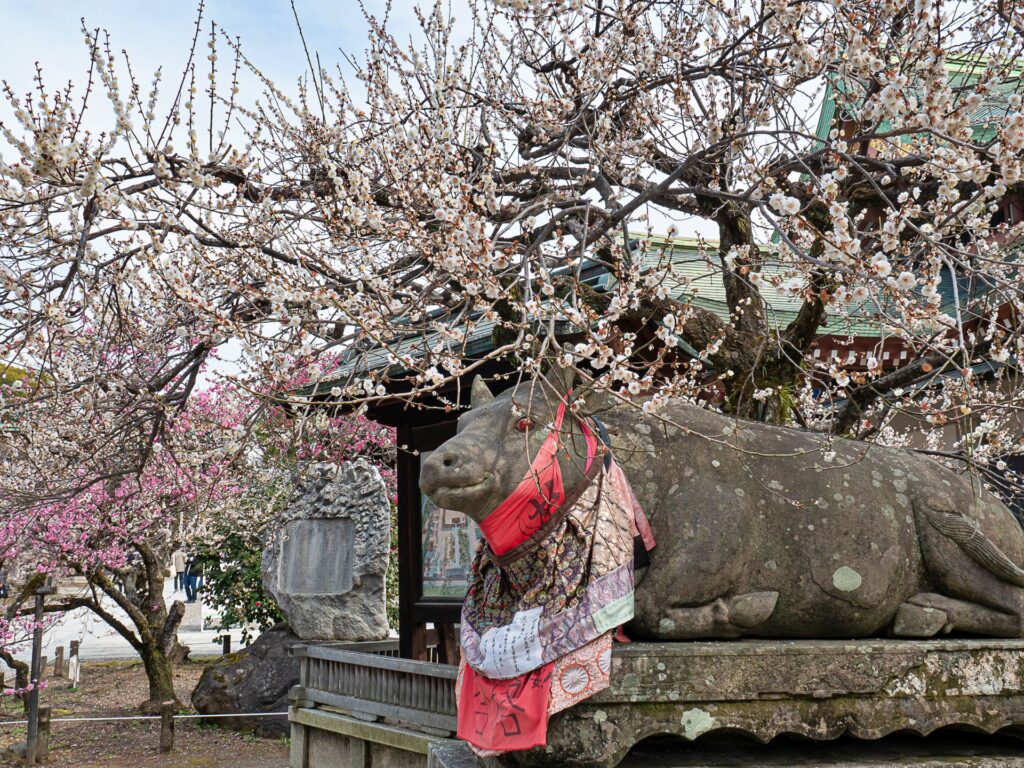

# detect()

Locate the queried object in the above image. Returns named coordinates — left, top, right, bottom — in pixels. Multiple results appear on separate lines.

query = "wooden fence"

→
left=290, top=636, right=458, bottom=736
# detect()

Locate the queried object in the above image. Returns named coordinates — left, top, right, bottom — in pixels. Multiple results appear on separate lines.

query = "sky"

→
left=0, top=0, right=716, bottom=236
left=0, top=1, right=411, bottom=100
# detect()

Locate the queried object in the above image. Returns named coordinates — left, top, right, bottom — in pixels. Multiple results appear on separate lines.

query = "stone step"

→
left=619, top=732, right=1024, bottom=767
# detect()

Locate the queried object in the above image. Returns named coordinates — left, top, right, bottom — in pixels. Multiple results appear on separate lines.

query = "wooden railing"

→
left=291, top=636, right=458, bottom=736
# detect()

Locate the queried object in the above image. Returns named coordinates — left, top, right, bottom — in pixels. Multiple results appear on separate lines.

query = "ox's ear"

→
left=573, top=384, right=618, bottom=416
left=470, top=375, right=494, bottom=408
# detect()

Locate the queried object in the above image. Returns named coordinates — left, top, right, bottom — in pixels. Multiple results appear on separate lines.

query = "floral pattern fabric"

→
left=457, top=455, right=654, bottom=755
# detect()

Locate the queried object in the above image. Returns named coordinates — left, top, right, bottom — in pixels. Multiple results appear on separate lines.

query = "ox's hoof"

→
left=893, top=602, right=948, bottom=637
left=728, top=591, right=779, bottom=628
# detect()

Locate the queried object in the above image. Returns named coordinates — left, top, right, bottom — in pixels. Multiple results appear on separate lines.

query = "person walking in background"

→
left=184, top=556, right=204, bottom=603
left=183, top=556, right=197, bottom=603
left=171, top=545, right=186, bottom=592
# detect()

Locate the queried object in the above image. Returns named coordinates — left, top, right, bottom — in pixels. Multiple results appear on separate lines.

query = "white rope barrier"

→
left=0, top=711, right=289, bottom=725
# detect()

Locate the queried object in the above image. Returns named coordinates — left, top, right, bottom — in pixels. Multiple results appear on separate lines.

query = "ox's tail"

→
left=920, top=506, right=1024, bottom=588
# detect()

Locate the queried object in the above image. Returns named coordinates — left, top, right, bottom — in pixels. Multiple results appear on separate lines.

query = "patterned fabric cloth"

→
left=456, top=431, right=654, bottom=755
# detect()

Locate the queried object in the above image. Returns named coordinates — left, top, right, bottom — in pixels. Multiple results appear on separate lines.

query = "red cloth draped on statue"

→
left=458, top=397, right=597, bottom=752
left=477, top=398, right=596, bottom=556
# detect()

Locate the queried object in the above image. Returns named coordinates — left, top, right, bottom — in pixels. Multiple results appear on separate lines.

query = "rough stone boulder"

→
left=262, top=459, right=391, bottom=641
left=191, top=624, right=302, bottom=737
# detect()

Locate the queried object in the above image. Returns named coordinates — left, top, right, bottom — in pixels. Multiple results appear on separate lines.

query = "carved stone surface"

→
left=420, top=372, right=1024, bottom=640
left=263, top=459, right=390, bottom=641
left=280, top=518, right=354, bottom=595
left=508, top=639, right=1024, bottom=768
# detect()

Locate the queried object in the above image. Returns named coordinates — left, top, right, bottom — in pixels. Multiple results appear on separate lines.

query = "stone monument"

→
left=194, top=459, right=391, bottom=735
left=263, top=459, right=391, bottom=641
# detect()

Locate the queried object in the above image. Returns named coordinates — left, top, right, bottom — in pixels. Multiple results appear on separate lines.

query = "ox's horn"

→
left=545, top=358, right=576, bottom=396
left=470, top=376, right=494, bottom=408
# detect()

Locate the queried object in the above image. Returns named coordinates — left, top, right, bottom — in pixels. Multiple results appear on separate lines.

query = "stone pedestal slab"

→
left=516, top=639, right=1024, bottom=768
left=180, top=600, right=203, bottom=632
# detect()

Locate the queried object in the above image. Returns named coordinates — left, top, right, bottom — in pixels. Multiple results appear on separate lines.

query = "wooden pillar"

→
left=397, top=425, right=426, bottom=661
left=159, top=701, right=175, bottom=754
left=221, top=635, right=231, bottom=655
left=351, top=739, right=370, bottom=768
left=53, top=648, right=63, bottom=679
left=436, top=624, right=460, bottom=666
left=25, top=589, right=45, bottom=766
left=288, top=722, right=308, bottom=768
left=288, top=683, right=310, bottom=768
left=36, top=706, right=50, bottom=763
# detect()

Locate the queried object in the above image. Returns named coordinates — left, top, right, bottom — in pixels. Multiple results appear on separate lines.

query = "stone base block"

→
left=617, top=732, right=1024, bottom=767
left=429, top=732, right=1024, bottom=768
left=518, top=639, right=1024, bottom=768
left=180, top=600, right=203, bottom=631
left=290, top=706, right=447, bottom=768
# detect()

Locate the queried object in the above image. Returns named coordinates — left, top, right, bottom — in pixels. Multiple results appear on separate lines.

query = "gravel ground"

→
left=0, top=658, right=289, bottom=767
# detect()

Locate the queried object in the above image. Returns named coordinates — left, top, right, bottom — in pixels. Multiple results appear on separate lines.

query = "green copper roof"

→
left=305, top=236, right=964, bottom=394
left=614, top=236, right=896, bottom=338
left=819, top=58, right=1021, bottom=143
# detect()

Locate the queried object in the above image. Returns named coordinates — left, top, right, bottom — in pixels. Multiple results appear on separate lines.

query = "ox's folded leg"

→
left=656, top=598, right=735, bottom=639
left=650, top=591, right=779, bottom=640
left=893, top=592, right=1021, bottom=637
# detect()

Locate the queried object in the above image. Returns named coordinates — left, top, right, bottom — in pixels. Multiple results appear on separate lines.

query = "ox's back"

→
left=602, top=400, right=1024, bottom=638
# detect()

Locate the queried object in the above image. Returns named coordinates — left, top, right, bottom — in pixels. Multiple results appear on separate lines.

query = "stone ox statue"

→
left=419, top=369, right=1024, bottom=640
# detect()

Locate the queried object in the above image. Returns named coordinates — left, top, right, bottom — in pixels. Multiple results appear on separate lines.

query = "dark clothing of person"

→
left=184, top=558, right=202, bottom=603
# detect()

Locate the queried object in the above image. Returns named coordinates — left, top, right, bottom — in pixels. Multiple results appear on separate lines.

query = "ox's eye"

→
left=514, top=417, right=534, bottom=432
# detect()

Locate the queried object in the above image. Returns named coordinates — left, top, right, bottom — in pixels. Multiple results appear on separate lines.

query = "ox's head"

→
left=419, top=367, right=607, bottom=524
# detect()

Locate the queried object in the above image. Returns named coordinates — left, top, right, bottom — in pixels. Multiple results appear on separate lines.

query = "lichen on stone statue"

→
left=420, top=367, right=1024, bottom=641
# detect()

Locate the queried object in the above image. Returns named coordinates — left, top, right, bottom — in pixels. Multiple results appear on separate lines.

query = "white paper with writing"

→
left=475, top=607, right=544, bottom=678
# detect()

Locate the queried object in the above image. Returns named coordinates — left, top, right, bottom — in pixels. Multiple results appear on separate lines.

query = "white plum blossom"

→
left=895, top=271, right=917, bottom=291
left=1, top=0, right=1023, bottom=620
left=770, top=193, right=802, bottom=216
left=830, top=366, right=851, bottom=388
